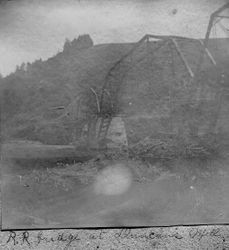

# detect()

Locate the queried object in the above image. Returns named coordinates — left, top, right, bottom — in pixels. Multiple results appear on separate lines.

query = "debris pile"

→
left=129, top=134, right=220, bottom=160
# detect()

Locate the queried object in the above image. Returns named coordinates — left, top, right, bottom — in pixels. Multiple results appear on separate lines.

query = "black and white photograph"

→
left=1, top=0, right=229, bottom=229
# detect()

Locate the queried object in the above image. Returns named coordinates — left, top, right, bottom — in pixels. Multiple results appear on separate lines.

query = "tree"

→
left=63, top=38, right=71, bottom=51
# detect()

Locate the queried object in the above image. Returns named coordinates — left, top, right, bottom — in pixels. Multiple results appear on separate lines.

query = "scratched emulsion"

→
left=1, top=6, right=229, bottom=250
left=1, top=2, right=229, bottom=248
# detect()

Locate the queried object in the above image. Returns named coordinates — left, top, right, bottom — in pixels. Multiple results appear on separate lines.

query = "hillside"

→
left=1, top=34, right=229, bottom=145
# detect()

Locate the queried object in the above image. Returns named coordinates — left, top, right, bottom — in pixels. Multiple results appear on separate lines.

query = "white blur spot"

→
left=190, top=186, right=194, bottom=190
left=94, top=163, right=132, bottom=195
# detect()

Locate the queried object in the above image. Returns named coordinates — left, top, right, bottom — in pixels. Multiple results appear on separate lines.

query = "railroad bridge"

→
left=53, top=3, right=229, bottom=149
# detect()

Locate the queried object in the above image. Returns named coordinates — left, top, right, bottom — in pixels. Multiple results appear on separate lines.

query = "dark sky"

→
left=0, top=0, right=227, bottom=76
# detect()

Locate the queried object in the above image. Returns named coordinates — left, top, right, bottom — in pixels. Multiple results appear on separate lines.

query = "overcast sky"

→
left=0, top=0, right=228, bottom=76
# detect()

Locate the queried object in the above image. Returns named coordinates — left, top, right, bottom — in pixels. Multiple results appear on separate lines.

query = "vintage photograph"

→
left=1, top=0, right=229, bottom=229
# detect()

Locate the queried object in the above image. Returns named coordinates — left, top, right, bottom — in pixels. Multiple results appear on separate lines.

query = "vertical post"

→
left=87, top=115, right=98, bottom=149
left=168, top=40, right=176, bottom=132
left=207, top=71, right=224, bottom=134
left=169, top=40, right=176, bottom=79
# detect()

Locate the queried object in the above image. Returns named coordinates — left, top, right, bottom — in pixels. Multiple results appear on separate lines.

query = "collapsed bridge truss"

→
left=84, top=35, right=217, bottom=147
left=53, top=3, right=229, bottom=148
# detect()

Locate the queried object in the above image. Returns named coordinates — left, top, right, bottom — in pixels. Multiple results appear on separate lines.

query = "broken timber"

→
left=171, top=38, right=194, bottom=78
left=198, top=39, right=216, bottom=66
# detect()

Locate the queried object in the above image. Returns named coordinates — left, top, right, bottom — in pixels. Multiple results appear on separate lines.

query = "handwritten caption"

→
left=4, top=227, right=229, bottom=249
